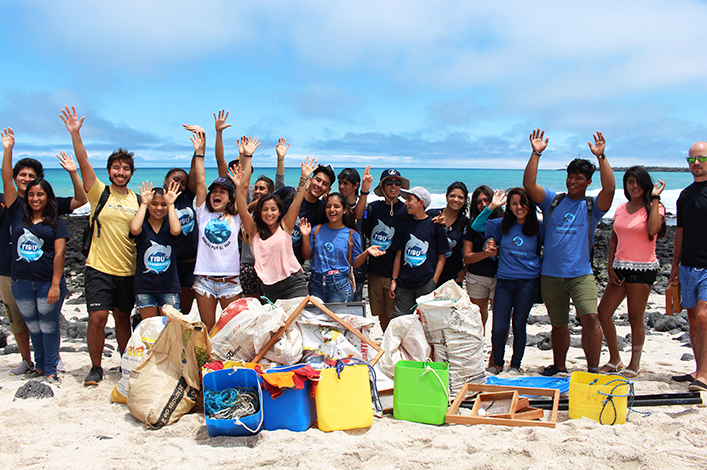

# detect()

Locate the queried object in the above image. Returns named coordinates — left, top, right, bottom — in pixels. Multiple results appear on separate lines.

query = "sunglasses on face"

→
left=384, top=179, right=402, bottom=187
left=687, top=156, right=707, bottom=164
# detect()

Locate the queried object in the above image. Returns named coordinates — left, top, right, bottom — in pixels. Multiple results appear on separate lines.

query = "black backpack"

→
left=81, top=187, right=141, bottom=257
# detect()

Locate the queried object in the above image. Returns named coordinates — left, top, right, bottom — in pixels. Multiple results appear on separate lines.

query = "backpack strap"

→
left=546, top=193, right=565, bottom=221
left=312, top=224, right=323, bottom=244
left=92, top=186, right=112, bottom=238
left=348, top=228, right=354, bottom=266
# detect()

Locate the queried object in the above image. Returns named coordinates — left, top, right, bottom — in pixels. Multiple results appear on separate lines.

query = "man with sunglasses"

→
left=361, top=169, right=410, bottom=331
left=670, top=142, right=707, bottom=391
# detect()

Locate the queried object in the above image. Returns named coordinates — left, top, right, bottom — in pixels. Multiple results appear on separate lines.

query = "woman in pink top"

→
left=231, top=157, right=316, bottom=302
left=598, top=166, right=666, bottom=377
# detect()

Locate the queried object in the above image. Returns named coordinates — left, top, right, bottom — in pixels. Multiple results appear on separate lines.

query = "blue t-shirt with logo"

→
left=174, top=187, right=197, bottom=262
left=477, top=218, right=543, bottom=280
left=539, top=188, right=606, bottom=278
left=426, top=208, right=467, bottom=277
left=131, top=219, right=181, bottom=295
left=391, top=216, right=450, bottom=290
left=309, top=224, right=363, bottom=274
left=363, top=200, right=407, bottom=278
left=9, top=200, right=70, bottom=282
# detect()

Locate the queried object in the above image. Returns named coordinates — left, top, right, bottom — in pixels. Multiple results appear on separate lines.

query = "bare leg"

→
left=114, top=308, right=132, bottom=356
left=597, top=282, right=627, bottom=368
left=219, top=293, right=242, bottom=311
left=471, top=297, right=494, bottom=367
left=138, top=306, right=159, bottom=319
left=580, top=313, right=602, bottom=370
left=180, top=286, right=196, bottom=314
left=196, top=293, right=218, bottom=332
left=87, top=309, right=109, bottom=367
left=15, top=330, right=33, bottom=365
left=551, top=325, right=570, bottom=371
left=378, top=313, right=392, bottom=332
left=688, top=300, right=707, bottom=384
left=625, top=282, right=651, bottom=371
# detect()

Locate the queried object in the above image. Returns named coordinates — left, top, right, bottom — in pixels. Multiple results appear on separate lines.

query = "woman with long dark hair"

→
left=301, top=193, right=384, bottom=302
left=597, top=166, right=666, bottom=377
left=3, top=129, right=69, bottom=384
left=427, top=181, right=469, bottom=287
left=472, top=187, right=543, bottom=374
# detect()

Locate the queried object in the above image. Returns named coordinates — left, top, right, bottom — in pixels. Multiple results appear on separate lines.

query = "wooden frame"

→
left=445, top=383, right=559, bottom=428
left=253, top=295, right=383, bottom=365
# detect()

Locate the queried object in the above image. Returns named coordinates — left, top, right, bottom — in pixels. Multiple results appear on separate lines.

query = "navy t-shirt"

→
left=275, top=186, right=326, bottom=264
left=462, top=222, right=498, bottom=278
left=0, top=195, right=72, bottom=277
left=9, top=200, right=70, bottom=282
left=362, top=200, right=407, bottom=278
left=426, top=208, right=467, bottom=277
left=131, top=219, right=182, bottom=295
left=174, top=187, right=198, bottom=262
left=391, top=216, right=450, bottom=290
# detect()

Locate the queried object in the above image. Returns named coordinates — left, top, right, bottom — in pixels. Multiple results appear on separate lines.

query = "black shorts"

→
left=614, top=268, right=658, bottom=286
left=177, top=260, right=196, bottom=288
left=85, top=267, right=136, bottom=313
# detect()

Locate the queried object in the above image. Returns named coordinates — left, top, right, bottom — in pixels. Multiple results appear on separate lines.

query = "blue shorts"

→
left=193, top=275, right=242, bottom=299
left=680, top=266, right=707, bottom=309
left=135, top=293, right=180, bottom=310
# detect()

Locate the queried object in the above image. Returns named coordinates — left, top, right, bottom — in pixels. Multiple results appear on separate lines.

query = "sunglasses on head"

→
left=384, top=179, right=402, bottom=186
left=687, top=156, right=707, bottom=164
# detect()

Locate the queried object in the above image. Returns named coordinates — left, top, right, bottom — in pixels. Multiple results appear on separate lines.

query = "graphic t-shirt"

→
left=194, top=203, right=242, bottom=277
left=478, top=218, right=543, bottom=280
left=539, top=188, right=607, bottom=278
left=391, top=216, right=450, bottom=290
left=174, top=187, right=198, bottom=262
left=275, top=186, right=327, bottom=264
left=9, top=200, right=70, bottom=282
left=132, top=219, right=182, bottom=295
left=677, top=180, right=707, bottom=268
left=426, top=208, right=467, bottom=277
left=309, top=224, right=363, bottom=274
left=362, top=200, right=406, bottom=277
left=86, top=180, right=140, bottom=277
left=0, top=195, right=72, bottom=277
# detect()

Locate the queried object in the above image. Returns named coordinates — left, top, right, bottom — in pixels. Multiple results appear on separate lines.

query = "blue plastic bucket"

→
left=260, top=364, right=317, bottom=432
left=203, top=368, right=263, bottom=437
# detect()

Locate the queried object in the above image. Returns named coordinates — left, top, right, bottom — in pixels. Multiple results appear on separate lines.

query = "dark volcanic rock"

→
left=14, top=380, right=54, bottom=400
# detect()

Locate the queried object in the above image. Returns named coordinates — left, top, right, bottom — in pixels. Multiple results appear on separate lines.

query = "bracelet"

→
left=391, top=277, right=397, bottom=282
left=360, top=191, right=369, bottom=196
left=651, top=195, right=661, bottom=201
left=194, top=154, right=205, bottom=158
left=532, top=150, right=542, bottom=156
left=598, top=153, right=606, bottom=160
left=242, top=154, right=252, bottom=157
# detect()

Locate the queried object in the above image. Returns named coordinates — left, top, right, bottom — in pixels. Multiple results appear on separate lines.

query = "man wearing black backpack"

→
left=523, top=128, right=615, bottom=376
left=61, top=106, right=140, bottom=386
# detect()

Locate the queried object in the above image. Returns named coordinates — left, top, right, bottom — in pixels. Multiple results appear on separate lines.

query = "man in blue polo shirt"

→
left=523, top=128, right=615, bottom=376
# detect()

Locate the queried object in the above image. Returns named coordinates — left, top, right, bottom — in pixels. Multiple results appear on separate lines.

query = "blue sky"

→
left=2, top=1, right=707, bottom=170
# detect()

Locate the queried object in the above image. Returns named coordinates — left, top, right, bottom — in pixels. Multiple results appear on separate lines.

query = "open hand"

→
left=490, top=189, right=506, bottom=210
left=228, top=163, right=247, bottom=189
left=529, top=128, right=548, bottom=154
left=300, top=218, right=312, bottom=237
left=60, top=106, right=84, bottom=134
left=276, top=138, right=290, bottom=160
left=164, top=180, right=182, bottom=205
left=1, top=127, right=14, bottom=150
left=182, top=123, right=206, bottom=134
left=139, top=181, right=155, bottom=205
left=367, top=245, right=386, bottom=258
left=56, top=151, right=78, bottom=173
left=241, top=136, right=261, bottom=156
left=214, top=109, right=231, bottom=132
left=301, top=156, right=318, bottom=179
left=191, top=132, right=206, bottom=155
left=588, top=131, right=606, bottom=157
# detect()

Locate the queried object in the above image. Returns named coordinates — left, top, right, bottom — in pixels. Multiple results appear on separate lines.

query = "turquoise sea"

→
left=42, top=167, right=693, bottom=220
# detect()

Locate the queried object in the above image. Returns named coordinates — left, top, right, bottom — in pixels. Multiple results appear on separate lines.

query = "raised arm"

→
left=164, top=180, right=184, bottom=236
left=523, top=128, right=548, bottom=205
left=239, top=135, right=260, bottom=181
left=130, top=182, right=154, bottom=236
left=60, top=105, right=95, bottom=193
left=353, top=165, right=372, bottom=220
left=282, top=157, right=317, bottom=233
left=1, top=128, right=17, bottom=207
left=192, top=132, right=207, bottom=207
left=275, top=137, right=288, bottom=188
left=230, top=163, right=257, bottom=238
left=214, top=109, right=230, bottom=178
left=647, top=180, right=666, bottom=237
left=588, top=131, right=615, bottom=212
left=57, top=151, right=88, bottom=210
left=471, top=190, right=505, bottom=232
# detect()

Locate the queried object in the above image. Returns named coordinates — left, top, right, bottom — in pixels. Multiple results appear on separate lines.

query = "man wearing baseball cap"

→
left=361, top=169, right=410, bottom=330
left=389, top=186, right=449, bottom=317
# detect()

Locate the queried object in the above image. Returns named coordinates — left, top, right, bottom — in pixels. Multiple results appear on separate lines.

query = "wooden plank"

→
left=253, top=296, right=309, bottom=363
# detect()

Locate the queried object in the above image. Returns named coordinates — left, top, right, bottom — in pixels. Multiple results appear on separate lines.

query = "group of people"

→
left=1, top=108, right=706, bottom=394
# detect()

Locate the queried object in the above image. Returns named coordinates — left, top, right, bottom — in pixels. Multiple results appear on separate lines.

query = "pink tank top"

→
left=252, top=226, right=302, bottom=285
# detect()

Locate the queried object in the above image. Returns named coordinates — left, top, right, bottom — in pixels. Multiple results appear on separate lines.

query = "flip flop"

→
left=620, top=368, right=641, bottom=378
left=599, top=361, right=624, bottom=374
left=539, top=365, right=568, bottom=377
left=672, top=373, right=695, bottom=383
left=688, top=379, right=707, bottom=392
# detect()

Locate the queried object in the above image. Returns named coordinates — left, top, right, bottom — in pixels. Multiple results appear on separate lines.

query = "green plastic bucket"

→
left=393, top=361, right=450, bottom=425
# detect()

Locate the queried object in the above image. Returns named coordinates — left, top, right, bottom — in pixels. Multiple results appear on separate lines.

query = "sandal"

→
left=599, top=361, right=624, bottom=374
left=620, top=368, right=641, bottom=378
left=485, top=365, right=503, bottom=375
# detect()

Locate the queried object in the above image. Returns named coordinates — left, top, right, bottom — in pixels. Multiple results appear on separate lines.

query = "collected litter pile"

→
left=109, top=281, right=699, bottom=435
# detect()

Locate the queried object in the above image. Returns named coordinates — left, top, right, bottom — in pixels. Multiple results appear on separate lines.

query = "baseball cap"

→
left=400, top=186, right=432, bottom=209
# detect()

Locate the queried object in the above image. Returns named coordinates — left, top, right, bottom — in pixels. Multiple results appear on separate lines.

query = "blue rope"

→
left=335, top=358, right=383, bottom=413
left=203, top=385, right=260, bottom=420
left=593, top=374, right=651, bottom=425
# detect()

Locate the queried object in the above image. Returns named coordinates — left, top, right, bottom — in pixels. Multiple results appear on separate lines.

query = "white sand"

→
left=1, top=293, right=706, bottom=470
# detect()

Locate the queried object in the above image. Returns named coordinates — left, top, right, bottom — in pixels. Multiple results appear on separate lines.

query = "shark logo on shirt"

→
left=371, top=220, right=394, bottom=250
left=144, top=241, right=172, bottom=274
left=204, top=218, right=232, bottom=245
left=404, top=234, right=429, bottom=267
left=291, top=217, right=302, bottom=244
left=176, top=207, right=195, bottom=235
left=445, top=237, right=456, bottom=258
left=17, top=229, right=44, bottom=263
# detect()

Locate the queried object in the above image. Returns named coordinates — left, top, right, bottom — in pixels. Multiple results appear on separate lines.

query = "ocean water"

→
left=43, top=167, right=693, bottom=219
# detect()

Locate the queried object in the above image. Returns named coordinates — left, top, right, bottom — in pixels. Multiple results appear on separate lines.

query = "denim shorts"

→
left=135, top=293, right=180, bottom=310
left=680, top=265, right=707, bottom=309
left=309, top=272, right=353, bottom=303
left=193, top=275, right=242, bottom=299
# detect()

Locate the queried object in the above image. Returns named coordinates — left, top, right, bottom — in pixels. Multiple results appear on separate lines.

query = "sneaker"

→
left=83, top=366, right=104, bottom=386
left=22, top=370, right=41, bottom=380
left=45, top=375, right=61, bottom=386
left=9, top=359, right=34, bottom=376
left=539, top=364, right=568, bottom=377
left=508, top=367, right=522, bottom=375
